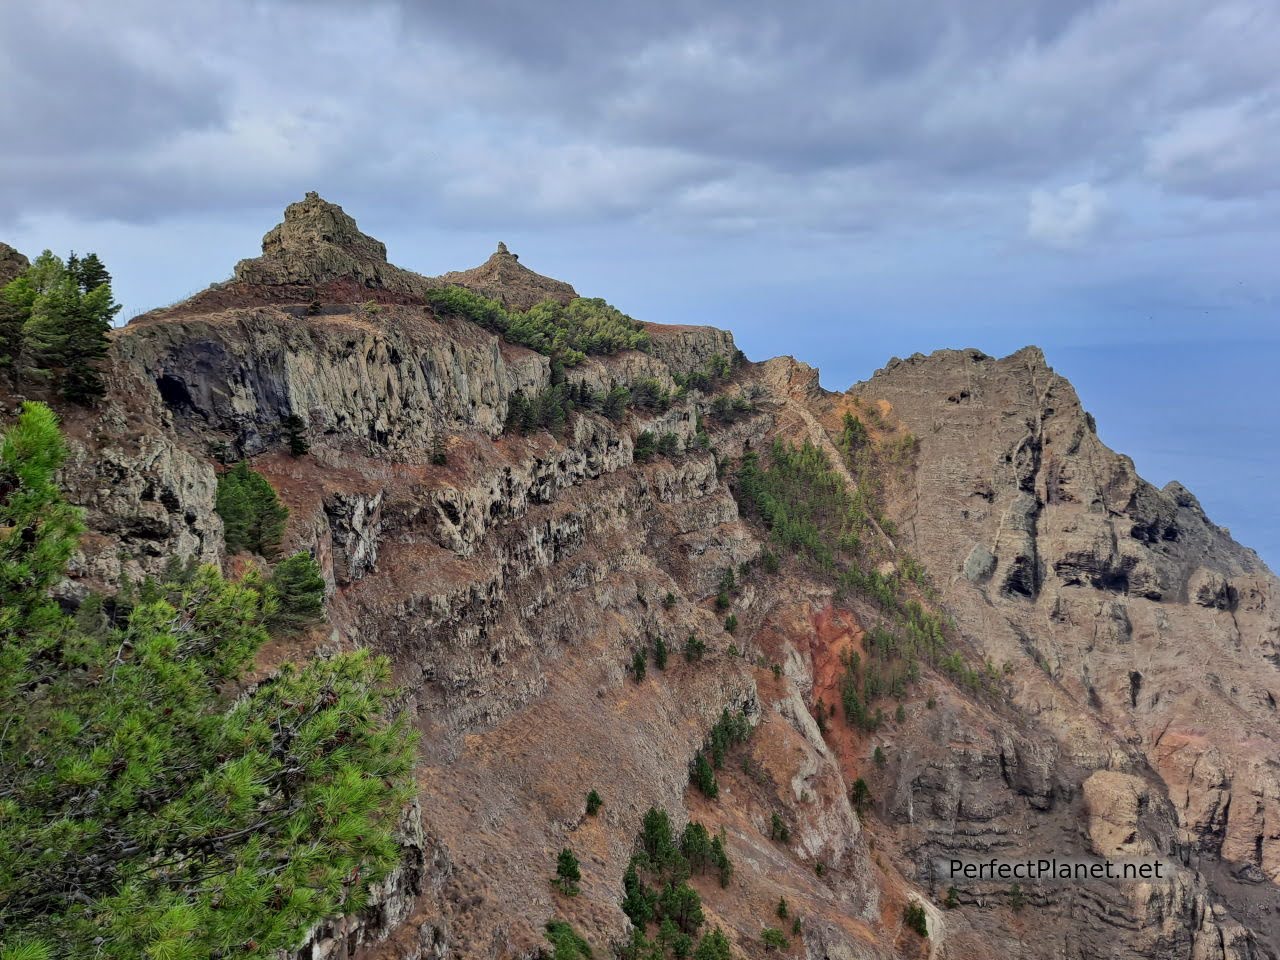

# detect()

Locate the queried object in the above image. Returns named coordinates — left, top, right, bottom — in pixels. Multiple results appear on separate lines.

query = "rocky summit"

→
left=0, top=241, right=28, bottom=286
left=440, top=241, right=579, bottom=311
left=4, top=195, right=1278, bottom=960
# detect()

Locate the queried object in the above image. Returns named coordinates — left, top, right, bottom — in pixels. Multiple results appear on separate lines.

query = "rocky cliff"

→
left=852, top=349, right=1280, bottom=957
left=0, top=242, right=28, bottom=286
left=8, top=196, right=1278, bottom=959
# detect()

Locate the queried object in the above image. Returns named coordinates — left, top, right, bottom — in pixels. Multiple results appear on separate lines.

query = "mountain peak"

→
left=0, top=242, right=29, bottom=287
left=261, top=192, right=389, bottom=265
left=440, top=244, right=577, bottom=312
left=231, top=192, right=425, bottom=297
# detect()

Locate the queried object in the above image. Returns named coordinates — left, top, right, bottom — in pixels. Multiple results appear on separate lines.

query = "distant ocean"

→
left=1051, top=340, right=1280, bottom=572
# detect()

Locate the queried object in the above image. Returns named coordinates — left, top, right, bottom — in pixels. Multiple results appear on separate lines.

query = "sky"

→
left=1, top=0, right=1277, bottom=565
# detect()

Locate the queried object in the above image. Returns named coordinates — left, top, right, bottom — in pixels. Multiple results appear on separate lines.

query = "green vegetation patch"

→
left=426, top=287, right=649, bottom=366
left=0, top=402, right=417, bottom=959
left=619, top=808, right=734, bottom=960
left=267, top=551, right=326, bottom=629
left=689, top=708, right=752, bottom=800
left=546, top=919, right=594, bottom=959
left=904, top=900, right=929, bottom=937
left=1, top=251, right=118, bottom=405
left=734, top=433, right=990, bottom=712
left=216, top=461, right=290, bottom=558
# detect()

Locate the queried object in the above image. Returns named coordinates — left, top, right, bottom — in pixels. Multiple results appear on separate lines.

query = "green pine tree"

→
left=640, top=807, right=677, bottom=864
left=653, top=634, right=669, bottom=670
left=658, top=882, right=704, bottom=936
left=602, top=386, right=630, bottom=422
left=0, top=401, right=84, bottom=632
left=505, top=391, right=531, bottom=434
left=216, top=461, right=289, bottom=558
left=555, top=847, right=582, bottom=895
left=4, top=250, right=121, bottom=403
left=268, top=551, right=326, bottom=628
left=904, top=900, right=930, bottom=935
left=632, top=648, right=647, bottom=683
left=684, top=634, right=706, bottom=662
left=283, top=413, right=309, bottom=456
left=0, top=402, right=417, bottom=959
left=2, top=252, right=67, bottom=383
left=693, top=928, right=731, bottom=960
left=710, top=833, right=733, bottom=887
left=619, top=928, right=659, bottom=960
left=62, top=252, right=118, bottom=404
left=621, top=859, right=655, bottom=928
left=634, top=430, right=657, bottom=462
left=72, top=252, right=111, bottom=293
left=680, top=822, right=712, bottom=874
left=658, top=917, right=693, bottom=959
left=0, top=277, right=28, bottom=373
left=850, top=777, right=872, bottom=813
left=762, top=927, right=789, bottom=951
left=690, top=751, right=718, bottom=798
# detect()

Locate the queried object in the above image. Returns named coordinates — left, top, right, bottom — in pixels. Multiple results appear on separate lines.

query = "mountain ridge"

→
left=2, top=195, right=1277, bottom=959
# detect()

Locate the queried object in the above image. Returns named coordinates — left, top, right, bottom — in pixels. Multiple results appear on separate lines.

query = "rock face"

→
left=10, top=199, right=1280, bottom=960
left=643, top=322, right=739, bottom=377
left=0, top=241, right=28, bottom=285
left=1083, top=770, right=1154, bottom=858
left=856, top=347, right=1280, bottom=957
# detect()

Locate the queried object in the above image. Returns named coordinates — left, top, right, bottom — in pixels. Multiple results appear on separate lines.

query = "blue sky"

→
left=2, top=0, right=1277, bottom=564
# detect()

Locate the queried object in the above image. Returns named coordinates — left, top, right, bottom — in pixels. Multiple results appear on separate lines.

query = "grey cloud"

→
left=1145, top=96, right=1280, bottom=199
left=1, top=0, right=1278, bottom=240
left=288, top=0, right=1280, bottom=227
left=1027, top=182, right=1107, bottom=248
left=0, top=6, right=224, bottom=156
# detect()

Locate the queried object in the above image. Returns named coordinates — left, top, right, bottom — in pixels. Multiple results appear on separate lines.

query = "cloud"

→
left=1, top=0, right=1279, bottom=249
left=1145, top=97, right=1280, bottom=198
left=1027, top=183, right=1106, bottom=248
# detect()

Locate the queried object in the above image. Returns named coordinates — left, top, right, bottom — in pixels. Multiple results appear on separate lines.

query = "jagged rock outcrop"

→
left=234, top=191, right=433, bottom=298
left=0, top=241, right=28, bottom=285
left=439, top=242, right=577, bottom=311
left=10, top=198, right=1279, bottom=959
left=132, top=193, right=441, bottom=321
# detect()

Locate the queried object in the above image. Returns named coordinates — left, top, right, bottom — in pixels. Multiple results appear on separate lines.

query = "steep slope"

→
left=850, top=349, right=1280, bottom=954
left=7, top=196, right=1278, bottom=960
